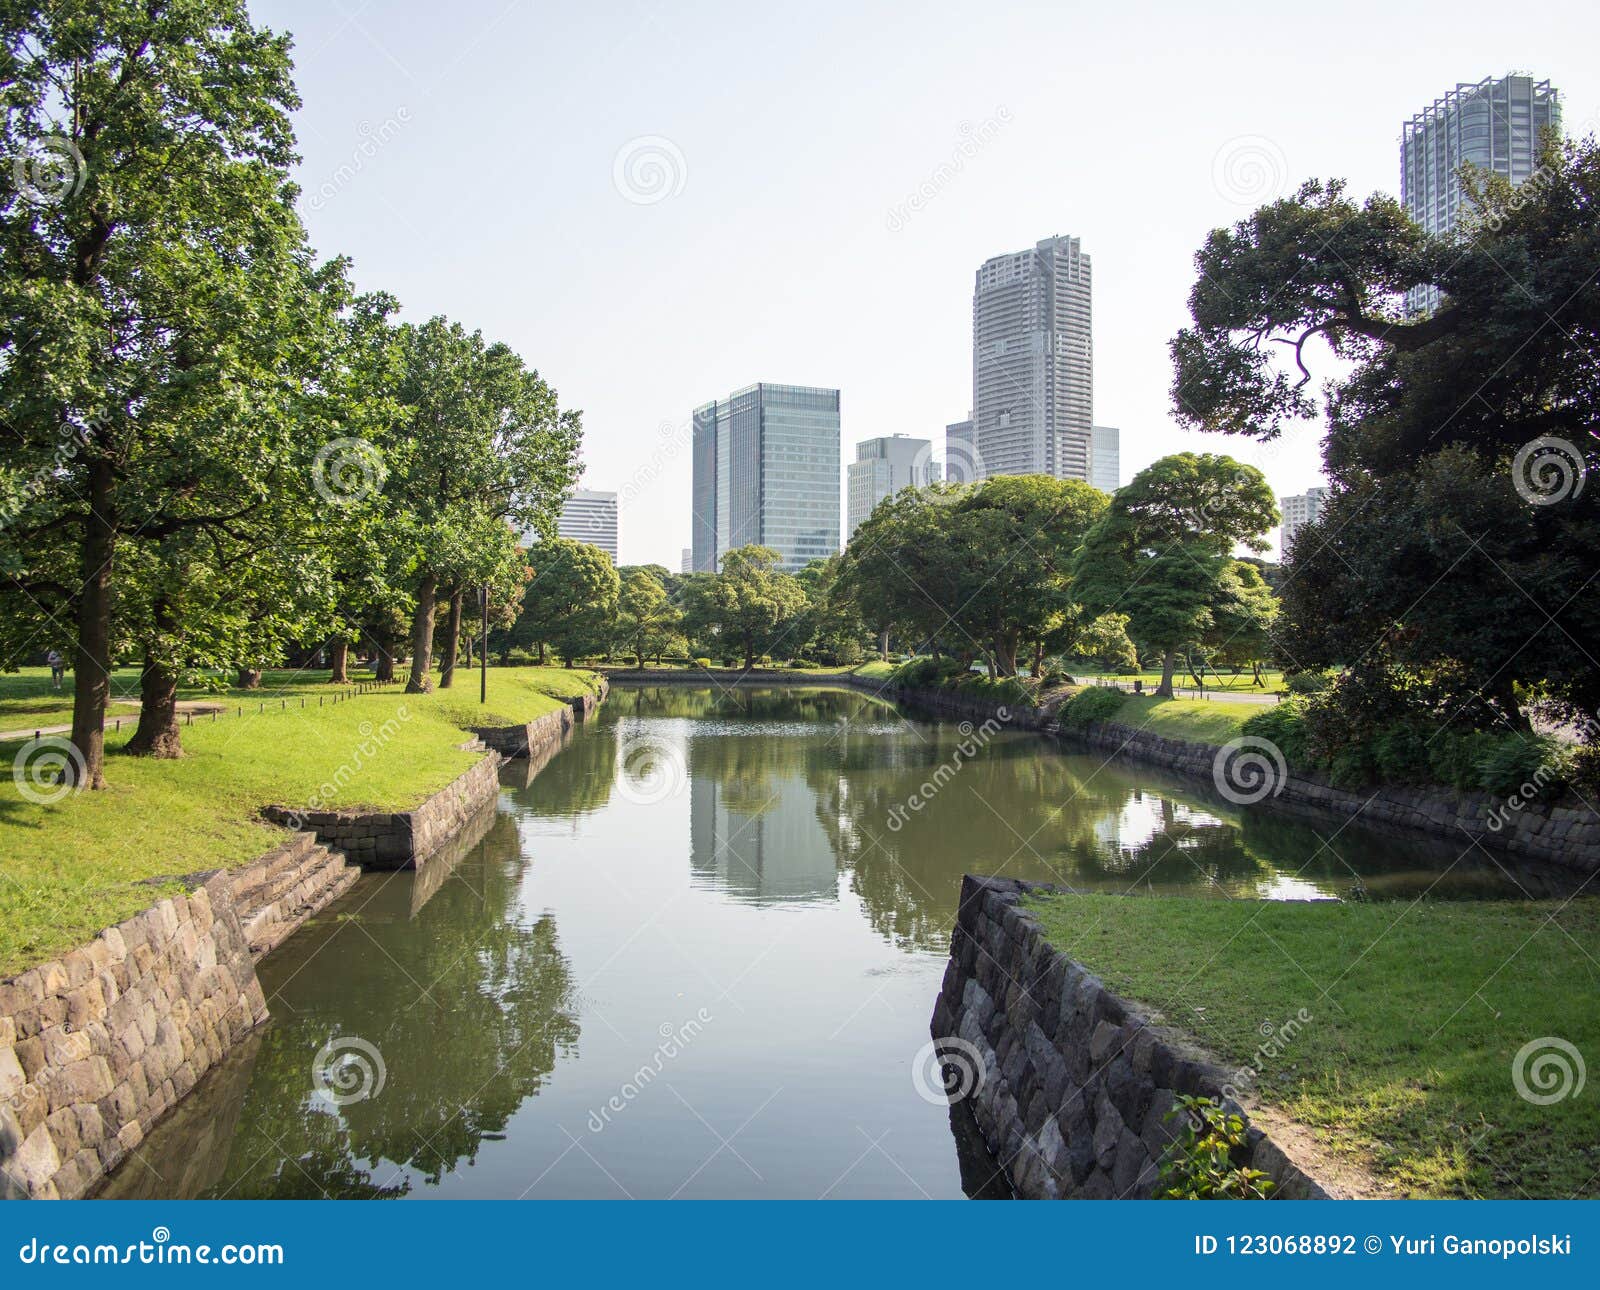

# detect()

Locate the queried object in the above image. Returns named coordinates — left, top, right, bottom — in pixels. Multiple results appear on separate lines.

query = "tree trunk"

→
left=236, top=667, right=261, bottom=689
left=407, top=573, right=438, bottom=694
left=328, top=637, right=350, bottom=685
left=879, top=629, right=889, bottom=662
left=374, top=649, right=395, bottom=683
left=127, top=648, right=182, bottom=758
left=744, top=633, right=755, bottom=671
left=438, top=588, right=464, bottom=689
left=69, top=458, right=116, bottom=788
left=1033, top=640, right=1045, bottom=677
left=993, top=632, right=1018, bottom=676
left=1155, top=649, right=1178, bottom=698
left=538, top=641, right=547, bottom=666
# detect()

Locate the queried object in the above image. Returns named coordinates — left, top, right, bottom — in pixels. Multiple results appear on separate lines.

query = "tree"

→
left=515, top=539, right=618, bottom=666
left=387, top=319, right=580, bottom=694
left=1171, top=139, right=1600, bottom=726
left=703, top=546, right=807, bottom=670
left=1204, top=560, right=1279, bottom=685
left=615, top=569, right=681, bottom=666
left=1072, top=455, right=1278, bottom=697
left=0, top=0, right=311, bottom=785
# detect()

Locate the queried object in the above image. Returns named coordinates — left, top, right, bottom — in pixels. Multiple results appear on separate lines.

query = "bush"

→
left=785, top=658, right=822, bottom=670
left=1283, top=669, right=1334, bottom=696
left=1157, top=1096, right=1274, bottom=1200
left=1474, top=733, right=1569, bottom=800
left=1239, top=700, right=1312, bottom=768
left=693, top=657, right=712, bottom=669
left=1059, top=686, right=1126, bottom=729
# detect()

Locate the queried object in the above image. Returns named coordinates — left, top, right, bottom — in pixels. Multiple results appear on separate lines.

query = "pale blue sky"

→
left=256, top=0, right=1600, bottom=564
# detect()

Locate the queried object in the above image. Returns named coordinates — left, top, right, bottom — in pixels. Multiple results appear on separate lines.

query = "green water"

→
left=103, top=685, right=1562, bottom=1200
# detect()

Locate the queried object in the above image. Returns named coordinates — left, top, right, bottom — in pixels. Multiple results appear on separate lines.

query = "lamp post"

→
left=479, top=584, right=488, bottom=704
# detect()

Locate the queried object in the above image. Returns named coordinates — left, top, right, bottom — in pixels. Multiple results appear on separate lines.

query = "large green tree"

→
left=0, top=0, right=316, bottom=785
left=515, top=538, right=618, bottom=666
left=1170, top=140, right=1600, bottom=725
left=703, top=545, right=807, bottom=670
left=1072, top=454, right=1278, bottom=696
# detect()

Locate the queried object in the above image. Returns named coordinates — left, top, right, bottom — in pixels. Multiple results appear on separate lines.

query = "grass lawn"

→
left=1078, top=691, right=1253, bottom=745
left=1073, top=668, right=1286, bottom=693
left=0, top=666, right=601, bottom=977
left=1026, top=891, right=1600, bottom=1198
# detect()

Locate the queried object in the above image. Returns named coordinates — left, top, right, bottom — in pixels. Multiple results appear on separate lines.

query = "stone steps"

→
left=239, top=842, right=360, bottom=960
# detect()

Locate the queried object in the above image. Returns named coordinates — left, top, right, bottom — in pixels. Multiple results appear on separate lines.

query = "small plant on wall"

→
left=1157, top=1095, right=1275, bottom=1199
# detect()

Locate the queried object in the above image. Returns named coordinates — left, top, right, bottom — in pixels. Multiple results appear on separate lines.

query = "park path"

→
left=0, top=699, right=224, bottom=744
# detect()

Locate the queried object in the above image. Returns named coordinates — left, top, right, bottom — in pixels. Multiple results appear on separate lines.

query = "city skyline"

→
left=254, top=0, right=1597, bottom=565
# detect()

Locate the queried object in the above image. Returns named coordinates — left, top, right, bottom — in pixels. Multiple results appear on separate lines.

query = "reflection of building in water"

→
left=689, top=757, right=838, bottom=904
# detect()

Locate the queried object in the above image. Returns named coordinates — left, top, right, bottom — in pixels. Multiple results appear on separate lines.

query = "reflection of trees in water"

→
left=503, top=717, right=616, bottom=817
left=195, top=814, right=580, bottom=1198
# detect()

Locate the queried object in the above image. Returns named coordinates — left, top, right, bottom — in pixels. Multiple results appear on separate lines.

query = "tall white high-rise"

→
left=1091, top=426, right=1120, bottom=494
left=557, top=489, right=619, bottom=561
left=1280, top=487, right=1329, bottom=556
left=971, top=235, right=1093, bottom=481
left=1401, top=74, right=1560, bottom=314
left=846, top=435, right=939, bottom=541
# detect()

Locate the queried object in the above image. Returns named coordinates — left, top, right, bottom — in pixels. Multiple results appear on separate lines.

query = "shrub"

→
left=1283, top=669, right=1334, bottom=696
left=1428, top=729, right=1501, bottom=791
left=693, top=657, right=711, bottom=669
left=1239, top=700, right=1313, bottom=768
left=1157, top=1096, right=1274, bottom=1200
left=1474, top=733, right=1569, bottom=800
left=785, top=658, right=822, bottom=670
left=1058, top=686, right=1126, bottom=729
left=1370, top=718, right=1433, bottom=784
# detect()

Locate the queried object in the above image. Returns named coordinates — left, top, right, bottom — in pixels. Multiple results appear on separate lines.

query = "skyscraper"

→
left=1091, top=425, right=1120, bottom=494
left=944, top=417, right=979, bottom=485
left=971, top=234, right=1093, bottom=481
left=556, top=488, right=618, bottom=561
left=681, top=547, right=693, bottom=575
left=1401, top=74, right=1560, bottom=314
left=691, top=383, right=841, bottom=573
left=846, top=435, right=939, bottom=541
left=1280, top=487, right=1329, bottom=555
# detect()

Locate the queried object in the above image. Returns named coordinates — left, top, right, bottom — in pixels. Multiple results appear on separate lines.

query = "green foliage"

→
left=1157, top=1095, right=1275, bottom=1200
left=1059, top=686, right=1126, bottom=728
left=1239, top=700, right=1312, bottom=768
left=698, top=547, right=809, bottom=669
left=1283, top=670, right=1334, bottom=695
left=516, top=539, right=619, bottom=664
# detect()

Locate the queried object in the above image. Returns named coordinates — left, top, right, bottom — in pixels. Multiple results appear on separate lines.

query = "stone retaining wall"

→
left=262, top=752, right=504, bottom=869
left=470, top=704, right=574, bottom=759
left=932, top=876, right=1329, bottom=1200
left=0, top=879, right=268, bottom=1200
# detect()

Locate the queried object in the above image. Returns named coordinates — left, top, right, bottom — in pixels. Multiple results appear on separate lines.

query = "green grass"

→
left=1079, top=691, right=1252, bottom=745
left=849, top=660, right=897, bottom=681
left=0, top=666, right=600, bottom=976
left=1073, top=668, right=1286, bottom=693
left=1026, top=892, right=1600, bottom=1198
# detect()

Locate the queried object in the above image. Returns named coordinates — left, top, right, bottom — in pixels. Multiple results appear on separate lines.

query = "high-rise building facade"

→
left=971, top=235, right=1093, bottom=481
left=1280, top=487, right=1329, bottom=555
left=1401, top=74, right=1560, bottom=313
left=681, top=547, right=693, bottom=575
left=557, top=488, right=618, bottom=561
left=944, top=417, right=979, bottom=485
left=846, top=435, right=939, bottom=541
left=691, top=383, right=841, bottom=573
left=1091, top=425, right=1120, bottom=494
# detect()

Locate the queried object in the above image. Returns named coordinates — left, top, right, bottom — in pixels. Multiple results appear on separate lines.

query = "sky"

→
left=255, top=0, right=1600, bottom=565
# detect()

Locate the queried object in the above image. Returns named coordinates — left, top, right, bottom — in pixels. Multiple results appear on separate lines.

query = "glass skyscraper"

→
left=1401, top=74, right=1560, bottom=314
left=691, top=383, right=841, bottom=573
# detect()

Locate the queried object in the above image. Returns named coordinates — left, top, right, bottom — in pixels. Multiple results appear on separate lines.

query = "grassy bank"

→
left=0, top=667, right=601, bottom=976
left=1026, top=891, right=1600, bottom=1198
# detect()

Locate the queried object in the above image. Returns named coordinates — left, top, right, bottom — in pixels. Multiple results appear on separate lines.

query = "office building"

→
left=681, top=547, right=693, bottom=575
left=1280, top=487, right=1329, bottom=555
left=971, top=234, right=1093, bottom=481
left=944, top=418, right=979, bottom=485
left=1401, top=74, right=1560, bottom=313
left=846, top=435, right=939, bottom=541
left=691, top=383, right=841, bottom=573
left=1091, top=425, right=1120, bottom=494
left=557, top=489, right=618, bottom=561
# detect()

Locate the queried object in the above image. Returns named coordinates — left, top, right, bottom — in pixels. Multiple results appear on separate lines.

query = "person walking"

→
left=46, top=649, right=65, bottom=691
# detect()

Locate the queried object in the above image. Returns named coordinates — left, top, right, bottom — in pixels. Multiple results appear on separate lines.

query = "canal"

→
left=103, top=684, right=1560, bottom=1199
